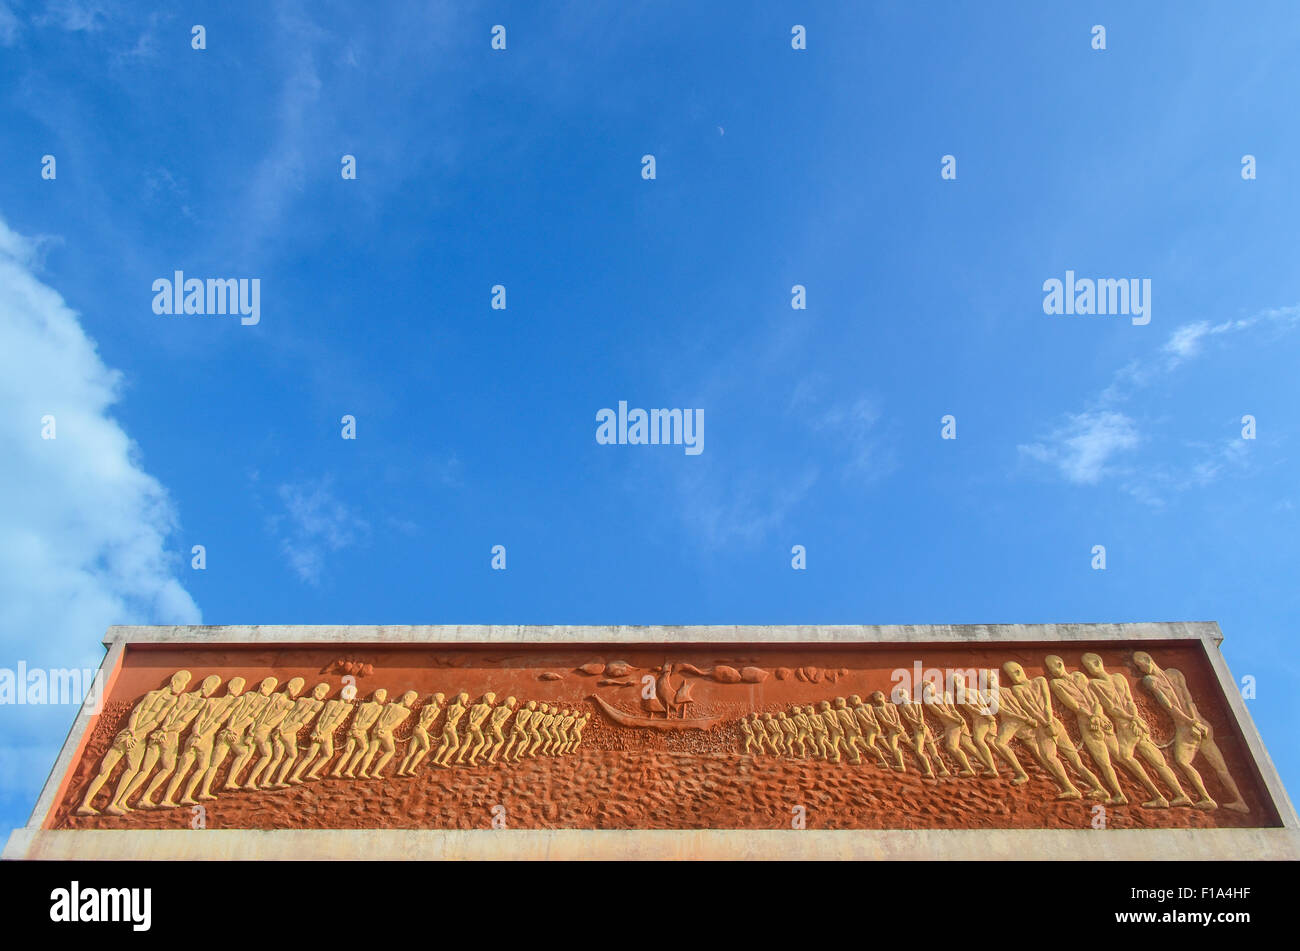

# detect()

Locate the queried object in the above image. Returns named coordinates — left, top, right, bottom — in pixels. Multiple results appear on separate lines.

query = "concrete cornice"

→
left=104, top=621, right=1226, bottom=647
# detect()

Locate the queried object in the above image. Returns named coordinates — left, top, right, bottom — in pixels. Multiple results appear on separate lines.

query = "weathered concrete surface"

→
left=7, top=827, right=1299, bottom=861
left=104, top=621, right=1226, bottom=647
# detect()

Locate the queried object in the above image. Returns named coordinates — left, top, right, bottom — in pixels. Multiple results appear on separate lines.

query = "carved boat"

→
left=588, top=694, right=723, bottom=731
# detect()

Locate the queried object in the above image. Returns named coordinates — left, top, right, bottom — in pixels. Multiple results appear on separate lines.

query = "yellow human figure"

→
left=552, top=705, right=570, bottom=753
left=1133, top=651, right=1247, bottom=812
left=78, top=670, right=191, bottom=816
left=1076, top=662, right=1168, bottom=806
left=897, top=695, right=945, bottom=778
left=504, top=700, right=535, bottom=761
left=100, top=671, right=193, bottom=815
left=544, top=704, right=561, bottom=753
left=748, top=713, right=769, bottom=755
left=397, top=693, right=444, bottom=776
left=555, top=708, right=575, bottom=756
left=552, top=710, right=567, bottom=755
left=524, top=704, right=550, bottom=757
left=811, top=706, right=842, bottom=763
left=738, top=714, right=757, bottom=754
left=850, top=695, right=889, bottom=767
left=1082, top=653, right=1191, bottom=808
left=484, top=696, right=518, bottom=763
left=785, top=706, right=806, bottom=758
left=540, top=705, right=561, bottom=755
left=769, top=713, right=789, bottom=755
left=199, top=676, right=276, bottom=799
left=134, top=674, right=220, bottom=808
left=430, top=691, right=470, bottom=767
left=560, top=709, right=582, bottom=754
left=952, top=674, right=1000, bottom=778
left=921, top=682, right=976, bottom=777
left=238, top=677, right=305, bottom=790
left=560, top=709, right=575, bottom=750
left=361, top=689, right=417, bottom=778
left=167, top=677, right=245, bottom=806
left=551, top=708, right=568, bottom=753
left=1045, top=656, right=1127, bottom=804
left=808, top=703, right=830, bottom=759
left=778, top=712, right=798, bottom=755
left=832, top=698, right=863, bottom=765
left=987, top=668, right=1043, bottom=786
left=546, top=704, right=562, bottom=752
left=1009, top=662, right=1106, bottom=800
left=334, top=688, right=388, bottom=778
left=291, top=688, right=355, bottom=783
left=869, top=692, right=907, bottom=772
left=996, top=668, right=1058, bottom=789
left=550, top=706, right=569, bottom=755
left=569, top=712, right=590, bottom=752
left=760, top=713, right=784, bottom=755
left=269, top=682, right=330, bottom=787
left=553, top=707, right=568, bottom=752
left=549, top=705, right=565, bottom=752
left=457, top=693, right=497, bottom=765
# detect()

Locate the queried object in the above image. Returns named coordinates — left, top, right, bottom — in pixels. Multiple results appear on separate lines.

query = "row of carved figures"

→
left=738, top=652, right=1249, bottom=812
left=77, top=679, right=590, bottom=816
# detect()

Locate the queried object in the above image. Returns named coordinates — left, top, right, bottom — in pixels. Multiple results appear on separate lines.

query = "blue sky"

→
left=1, top=1, right=1298, bottom=838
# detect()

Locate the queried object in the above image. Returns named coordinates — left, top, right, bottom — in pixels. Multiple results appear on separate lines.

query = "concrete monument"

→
left=6, top=622, right=1296, bottom=860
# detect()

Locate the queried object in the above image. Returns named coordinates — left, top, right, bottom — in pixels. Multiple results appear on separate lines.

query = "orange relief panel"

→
left=50, top=642, right=1278, bottom=832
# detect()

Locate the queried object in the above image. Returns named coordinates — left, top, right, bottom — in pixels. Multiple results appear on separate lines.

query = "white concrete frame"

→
left=6, top=622, right=1297, bottom=860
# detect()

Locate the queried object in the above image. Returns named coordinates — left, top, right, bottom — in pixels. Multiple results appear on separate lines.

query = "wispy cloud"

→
left=1020, top=411, right=1140, bottom=485
left=658, top=382, right=893, bottom=551
left=0, top=2, right=20, bottom=45
left=1180, top=437, right=1251, bottom=489
left=34, top=0, right=111, bottom=32
left=1100, top=305, right=1300, bottom=405
left=238, top=48, right=323, bottom=255
left=268, top=478, right=369, bottom=584
left=1022, top=304, right=1298, bottom=502
left=226, top=1, right=469, bottom=259
left=111, top=8, right=171, bottom=65
left=675, top=461, right=820, bottom=550
left=806, top=394, right=897, bottom=483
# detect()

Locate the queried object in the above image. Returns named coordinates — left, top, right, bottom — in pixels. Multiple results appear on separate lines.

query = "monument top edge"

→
left=103, top=622, right=1225, bottom=647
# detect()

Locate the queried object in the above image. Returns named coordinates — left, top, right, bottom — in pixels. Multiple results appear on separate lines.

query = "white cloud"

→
left=0, top=2, right=20, bottom=45
left=1182, top=438, right=1250, bottom=489
left=238, top=50, right=323, bottom=252
left=269, top=478, right=369, bottom=584
left=660, top=388, right=893, bottom=551
left=1163, top=321, right=1211, bottom=362
left=0, top=215, right=200, bottom=809
left=810, top=396, right=896, bottom=482
left=790, top=377, right=896, bottom=483
left=676, top=462, right=820, bottom=550
left=1019, top=411, right=1140, bottom=485
left=1029, top=303, right=1298, bottom=496
left=34, top=0, right=110, bottom=32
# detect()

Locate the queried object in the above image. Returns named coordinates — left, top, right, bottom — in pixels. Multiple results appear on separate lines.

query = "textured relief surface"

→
left=52, top=642, right=1278, bottom=831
